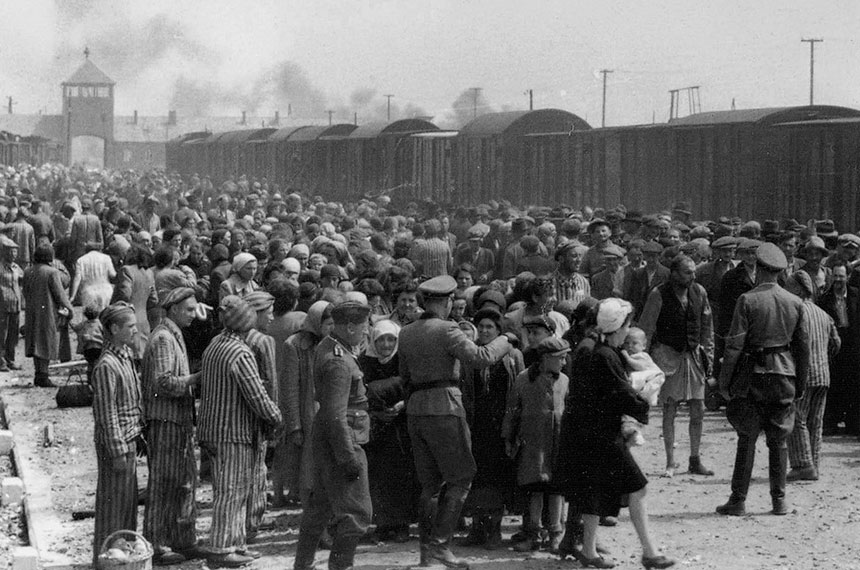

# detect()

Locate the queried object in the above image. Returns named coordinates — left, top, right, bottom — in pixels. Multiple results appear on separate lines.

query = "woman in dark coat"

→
left=358, top=319, right=418, bottom=542
left=556, top=298, right=674, bottom=569
left=459, top=307, right=523, bottom=549
left=23, top=244, right=74, bottom=387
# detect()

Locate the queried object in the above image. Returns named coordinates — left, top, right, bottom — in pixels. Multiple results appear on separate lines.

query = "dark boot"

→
left=556, top=509, right=583, bottom=558
left=294, top=529, right=322, bottom=570
left=769, top=444, right=789, bottom=515
left=483, top=515, right=503, bottom=550
left=456, top=515, right=485, bottom=546
left=728, top=433, right=756, bottom=503
left=328, top=534, right=359, bottom=570
left=419, top=495, right=439, bottom=566
left=688, top=455, right=714, bottom=476
left=428, top=490, right=470, bottom=569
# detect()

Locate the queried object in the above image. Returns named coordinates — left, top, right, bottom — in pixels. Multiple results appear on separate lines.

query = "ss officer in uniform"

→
left=294, top=300, right=372, bottom=570
left=716, top=243, right=809, bottom=516
left=399, top=275, right=511, bottom=569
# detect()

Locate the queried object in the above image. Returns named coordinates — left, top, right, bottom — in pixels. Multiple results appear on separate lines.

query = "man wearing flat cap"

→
left=141, top=287, right=202, bottom=565
left=717, top=243, right=809, bottom=517
left=295, top=300, right=372, bottom=570
left=695, top=236, right=738, bottom=378
left=398, top=275, right=511, bottom=569
left=797, top=236, right=831, bottom=301
left=243, top=290, right=277, bottom=541
left=579, top=218, right=613, bottom=278
left=200, top=296, right=282, bottom=567
left=629, top=240, right=669, bottom=320
left=590, top=243, right=626, bottom=301
left=717, top=239, right=761, bottom=354
left=453, top=225, right=495, bottom=284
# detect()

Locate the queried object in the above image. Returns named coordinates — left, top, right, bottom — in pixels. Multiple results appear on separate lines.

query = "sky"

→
left=1, top=0, right=858, bottom=129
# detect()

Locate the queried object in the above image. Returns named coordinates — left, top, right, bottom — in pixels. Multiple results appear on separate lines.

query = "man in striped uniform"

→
left=785, top=271, right=840, bottom=481
left=141, top=287, right=201, bottom=565
left=294, top=300, right=372, bottom=570
left=91, top=303, right=143, bottom=568
left=243, top=290, right=277, bottom=540
left=199, top=295, right=282, bottom=568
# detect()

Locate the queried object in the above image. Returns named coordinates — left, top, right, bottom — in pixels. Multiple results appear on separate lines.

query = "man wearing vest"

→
left=639, top=254, right=715, bottom=478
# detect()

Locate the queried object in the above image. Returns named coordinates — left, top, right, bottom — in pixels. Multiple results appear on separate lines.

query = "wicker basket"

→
left=97, top=530, right=153, bottom=570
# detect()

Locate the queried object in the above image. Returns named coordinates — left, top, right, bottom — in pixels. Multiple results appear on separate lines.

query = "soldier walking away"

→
left=716, top=243, right=809, bottom=516
left=294, top=300, right=373, bottom=570
left=398, top=275, right=510, bottom=569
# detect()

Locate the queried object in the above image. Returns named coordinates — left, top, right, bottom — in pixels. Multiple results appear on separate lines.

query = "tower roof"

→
left=62, top=59, right=114, bottom=86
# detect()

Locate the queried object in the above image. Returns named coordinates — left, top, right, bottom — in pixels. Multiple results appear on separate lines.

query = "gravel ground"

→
left=1, top=345, right=860, bottom=569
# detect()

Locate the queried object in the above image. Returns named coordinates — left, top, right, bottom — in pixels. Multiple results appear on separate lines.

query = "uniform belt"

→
left=744, top=345, right=790, bottom=367
left=409, top=379, right=458, bottom=392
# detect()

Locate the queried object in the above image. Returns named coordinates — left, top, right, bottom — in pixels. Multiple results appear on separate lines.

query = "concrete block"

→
left=2, top=476, right=24, bottom=505
left=0, top=430, right=13, bottom=454
left=12, top=546, right=39, bottom=570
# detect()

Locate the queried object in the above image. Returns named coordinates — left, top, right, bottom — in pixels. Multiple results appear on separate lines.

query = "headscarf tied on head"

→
left=231, top=252, right=256, bottom=275
left=596, top=298, right=633, bottom=335
left=365, top=319, right=401, bottom=365
left=302, top=300, right=331, bottom=338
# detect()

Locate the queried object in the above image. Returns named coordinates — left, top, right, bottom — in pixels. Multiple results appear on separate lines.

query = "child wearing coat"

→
left=503, top=336, right=571, bottom=552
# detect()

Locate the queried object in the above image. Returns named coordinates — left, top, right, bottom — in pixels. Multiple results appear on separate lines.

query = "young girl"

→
left=620, top=327, right=665, bottom=446
left=503, top=336, right=571, bottom=552
left=73, top=303, right=104, bottom=380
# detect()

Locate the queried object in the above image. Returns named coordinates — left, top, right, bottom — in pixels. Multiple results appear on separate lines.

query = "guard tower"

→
left=61, top=48, right=115, bottom=167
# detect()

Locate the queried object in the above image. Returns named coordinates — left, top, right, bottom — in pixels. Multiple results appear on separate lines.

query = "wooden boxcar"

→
left=346, top=119, right=438, bottom=199
left=456, top=109, right=591, bottom=206
left=398, top=131, right=458, bottom=203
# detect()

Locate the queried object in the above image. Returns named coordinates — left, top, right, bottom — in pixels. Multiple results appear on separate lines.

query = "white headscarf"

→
left=596, top=298, right=633, bottom=334
left=365, top=320, right=401, bottom=364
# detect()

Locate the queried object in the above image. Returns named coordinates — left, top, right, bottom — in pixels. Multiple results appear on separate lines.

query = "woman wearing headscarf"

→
left=358, top=320, right=417, bottom=542
left=277, top=301, right=334, bottom=505
left=288, top=244, right=311, bottom=269
left=459, top=307, right=523, bottom=549
left=555, top=298, right=674, bottom=569
left=23, top=244, right=75, bottom=387
left=219, top=252, right=259, bottom=302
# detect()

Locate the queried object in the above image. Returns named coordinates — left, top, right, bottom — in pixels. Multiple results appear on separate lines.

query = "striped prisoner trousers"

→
left=93, top=441, right=138, bottom=567
left=246, top=438, right=267, bottom=533
left=208, top=442, right=255, bottom=553
left=788, top=386, right=829, bottom=471
left=144, top=421, right=198, bottom=551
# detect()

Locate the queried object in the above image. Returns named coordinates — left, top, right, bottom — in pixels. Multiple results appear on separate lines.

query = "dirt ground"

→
left=1, top=345, right=860, bottom=570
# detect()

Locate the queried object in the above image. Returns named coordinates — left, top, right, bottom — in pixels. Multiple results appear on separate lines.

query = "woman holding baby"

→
left=555, top=298, right=674, bottom=569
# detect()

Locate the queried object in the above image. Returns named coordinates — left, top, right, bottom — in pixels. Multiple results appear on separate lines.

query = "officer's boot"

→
left=419, top=496, right=439, bottom=566
left=294, top=529, right=322, bottom=570
left=717, top=433, right=753, bottom=515
left=769, top=443, right=789, bottom=515
left=328, top=534, right=359, bottom=570
left=427, top=488, right=470, bottom=569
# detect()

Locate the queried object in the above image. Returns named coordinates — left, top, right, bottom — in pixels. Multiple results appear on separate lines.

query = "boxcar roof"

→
left=458, top=109, right=591, bottom=137
left=669, top=105, right=860, bottom=127
left=349, top=119, right=439, bottom=139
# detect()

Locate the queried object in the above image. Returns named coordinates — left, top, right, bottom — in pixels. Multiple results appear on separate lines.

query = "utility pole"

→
left=384, top=94, right=394, bottom=121
left=528, top=89, right=533, bottom=111
left=801, top=38, right=823, bottom=105
left=6, top=97, right=14, bottom=115
left=599, top=69, right=613, bottom=127
left=327, top=110, right=333, bottom=125
left=470, top=87, right=482, bottom=119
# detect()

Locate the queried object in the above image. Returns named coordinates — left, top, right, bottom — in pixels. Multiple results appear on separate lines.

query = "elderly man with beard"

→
left=200, top=296, right=282, bottom=567
left=142, top=287, right=203, bottom=565
left=639, top=255, right=715, bottom=478
left=552, top=242, right=590, bottom=309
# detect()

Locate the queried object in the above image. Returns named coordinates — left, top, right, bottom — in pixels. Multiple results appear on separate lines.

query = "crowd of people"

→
left=0, top=161, right=853, bottom=570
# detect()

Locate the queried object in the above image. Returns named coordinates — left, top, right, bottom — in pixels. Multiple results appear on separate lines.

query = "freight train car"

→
left=456, top=109, right=591, bottom=206
left=521, top=105, right=860, bottom=227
